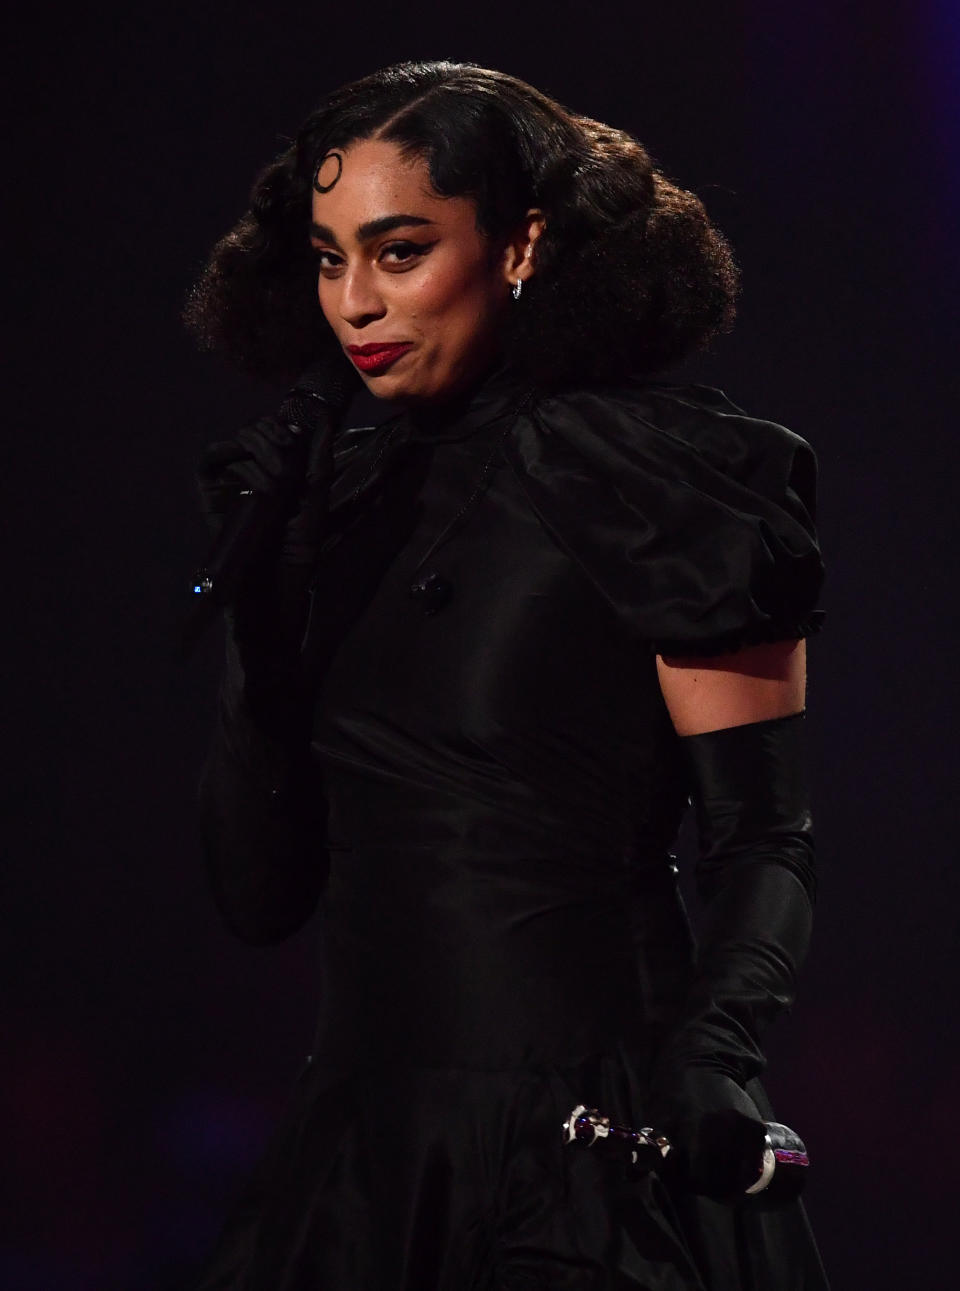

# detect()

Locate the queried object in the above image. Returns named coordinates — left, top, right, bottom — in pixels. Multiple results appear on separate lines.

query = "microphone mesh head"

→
left=278, top=391, right=325, bottom=433
left=286, top=352, right=358, bottom=417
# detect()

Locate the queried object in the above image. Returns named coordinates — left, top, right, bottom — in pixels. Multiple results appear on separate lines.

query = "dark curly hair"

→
left=184, top=60, right=741, bottom=388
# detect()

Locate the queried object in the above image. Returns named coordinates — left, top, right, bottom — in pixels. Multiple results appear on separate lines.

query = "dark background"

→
left=6, top=1, right=957, bottom=1286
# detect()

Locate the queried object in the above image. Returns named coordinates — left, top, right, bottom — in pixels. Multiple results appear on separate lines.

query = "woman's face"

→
left=310, top=137, right=532, bottom=404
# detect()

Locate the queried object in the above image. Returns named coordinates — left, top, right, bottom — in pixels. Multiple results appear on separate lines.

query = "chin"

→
left=363, top=381, right=400, bottom=401
left=358, top=352, right=473, bottom=407
left=366, top=372, right=441, bottom=406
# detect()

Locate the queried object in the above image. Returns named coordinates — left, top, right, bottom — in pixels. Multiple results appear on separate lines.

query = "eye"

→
left=312, top=247, right=343, bottom=273
left=380, top=240, right=436, bottom=268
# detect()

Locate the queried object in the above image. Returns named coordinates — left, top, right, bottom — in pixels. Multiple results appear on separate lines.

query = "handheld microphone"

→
left=183, top=354, right=358, bottom=650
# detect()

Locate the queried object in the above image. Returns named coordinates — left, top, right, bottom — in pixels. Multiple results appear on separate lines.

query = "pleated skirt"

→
left=192, top=1045, right=829, bottom=1290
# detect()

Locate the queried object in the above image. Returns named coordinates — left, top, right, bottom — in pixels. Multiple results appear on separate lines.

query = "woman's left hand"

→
left=645, top=1068, right=771, bottom=1201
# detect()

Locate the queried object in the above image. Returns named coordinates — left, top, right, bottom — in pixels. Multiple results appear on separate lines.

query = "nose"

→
left=334, top=262, right=387, bottom=330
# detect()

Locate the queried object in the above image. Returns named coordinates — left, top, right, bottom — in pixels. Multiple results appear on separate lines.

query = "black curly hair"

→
left=184, top=60, right=741, bottom=388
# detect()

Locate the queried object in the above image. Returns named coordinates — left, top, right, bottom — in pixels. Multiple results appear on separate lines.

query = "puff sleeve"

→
left=501, top=381, right=825, bottom=655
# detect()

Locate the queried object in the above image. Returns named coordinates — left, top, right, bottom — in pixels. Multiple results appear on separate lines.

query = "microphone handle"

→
left=191, top=490, right=284, bottom=607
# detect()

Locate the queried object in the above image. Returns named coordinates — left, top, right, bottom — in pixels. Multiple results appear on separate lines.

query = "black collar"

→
left=378, top=356, right=536, bottom=444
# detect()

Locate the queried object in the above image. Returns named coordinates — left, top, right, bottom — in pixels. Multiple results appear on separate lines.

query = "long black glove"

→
left=196, top=357, right=358, bottom=944
left=645, top=710, right=816, bottom=1202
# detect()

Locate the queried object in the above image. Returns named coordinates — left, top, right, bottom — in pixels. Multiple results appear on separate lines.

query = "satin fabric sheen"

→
left=195, top=362, right=828, bottom=1289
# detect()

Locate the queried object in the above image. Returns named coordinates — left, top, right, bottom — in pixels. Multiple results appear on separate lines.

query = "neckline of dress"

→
left=384, top=356, right=536, bottom=444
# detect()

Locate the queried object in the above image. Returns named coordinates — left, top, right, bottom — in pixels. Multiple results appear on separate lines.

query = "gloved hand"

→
left=645, top=710, right=816, bottom=1204
left=197, top=347, right=358, bottom=537
left=194, top=356, right=358, bottom=943
left=646, top=1069, right=772, bottom=1202
left=198, top=407, right=334, bottom=556
left=196, top=354, right=358, bottom=736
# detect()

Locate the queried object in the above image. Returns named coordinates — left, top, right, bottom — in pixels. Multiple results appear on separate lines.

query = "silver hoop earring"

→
left=512, top=279, right=523, bottom=301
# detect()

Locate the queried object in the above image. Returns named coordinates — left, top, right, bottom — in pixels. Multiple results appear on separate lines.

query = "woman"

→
left=186, top=60, right=829, bottom=1289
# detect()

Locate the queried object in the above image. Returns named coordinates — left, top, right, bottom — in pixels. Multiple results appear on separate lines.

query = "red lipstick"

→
left=346, top=342, right=413, bottom=374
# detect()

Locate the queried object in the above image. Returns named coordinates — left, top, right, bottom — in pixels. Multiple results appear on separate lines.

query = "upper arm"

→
left=655, top=639, right=807, bottom=737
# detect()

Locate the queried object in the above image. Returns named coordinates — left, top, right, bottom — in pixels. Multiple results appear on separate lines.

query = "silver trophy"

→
left=562, top=1104, right=810, bottom=1202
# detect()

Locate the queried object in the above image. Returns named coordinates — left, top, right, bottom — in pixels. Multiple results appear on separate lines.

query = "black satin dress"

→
left=195, top=361, right=829, bottom=1290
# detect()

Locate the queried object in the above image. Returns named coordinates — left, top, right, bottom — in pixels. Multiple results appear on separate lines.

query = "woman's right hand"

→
left=197, top=416, right=338, bottom=701
left=198, top=413, right=303, bottom=517
left=198, top=349, right=357, bottom=566
left=197, top=411, right=333, bottom=555
left=197, top=418, right=332, bottom=940
left=197, top=339, right=363, bottom=622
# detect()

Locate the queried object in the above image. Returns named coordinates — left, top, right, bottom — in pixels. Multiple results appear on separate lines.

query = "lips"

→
left=346, top=342, right=413, bottom=373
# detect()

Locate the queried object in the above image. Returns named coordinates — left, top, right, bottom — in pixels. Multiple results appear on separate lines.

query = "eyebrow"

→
left=310, top=213, right=436, bottom=249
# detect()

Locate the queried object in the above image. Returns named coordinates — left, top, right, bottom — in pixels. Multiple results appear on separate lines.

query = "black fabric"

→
left=196, top=386, right=344, bottom=943
left=194, top=360, right=829, bottom=1289
left=645, top=712, right=816, bottom=1203
left=197, top=634, right=326, bottom=945
left=504, top=382, right=824, bottom=656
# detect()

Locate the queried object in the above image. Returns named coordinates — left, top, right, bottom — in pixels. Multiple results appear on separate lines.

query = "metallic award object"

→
left=561, top=1104, right=810, bottom=1202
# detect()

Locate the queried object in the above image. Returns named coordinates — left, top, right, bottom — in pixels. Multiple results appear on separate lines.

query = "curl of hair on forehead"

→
left=313, top=150, right=343, bottom=193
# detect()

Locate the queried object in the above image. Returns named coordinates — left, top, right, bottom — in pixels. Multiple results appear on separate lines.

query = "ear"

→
left=500, top=208, right=546, bottom=289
